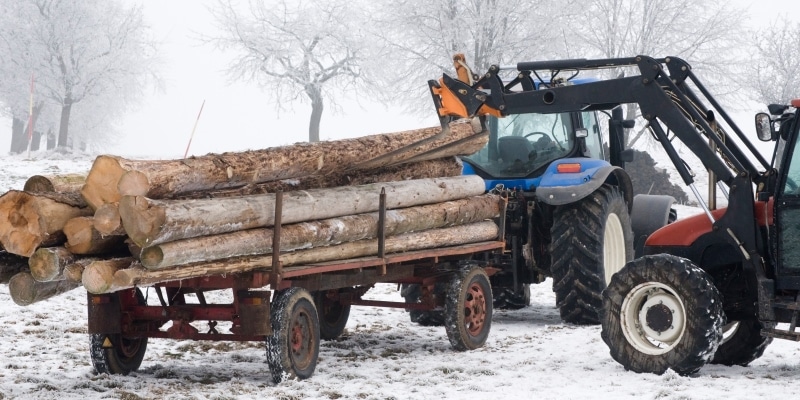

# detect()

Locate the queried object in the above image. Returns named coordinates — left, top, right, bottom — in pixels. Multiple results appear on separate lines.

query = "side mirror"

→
left=620, top=149, right=635, bottom=163
left=755, top=113, right=776, bottom=142
left=621, top=119, right=635, bottom=129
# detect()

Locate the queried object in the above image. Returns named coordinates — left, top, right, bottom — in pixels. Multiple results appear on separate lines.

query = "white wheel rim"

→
left=603, top=212, right=626, bottom=285
left=719, top=322, right=740, bottom=346
left=620, top=282, right=687, bottom=355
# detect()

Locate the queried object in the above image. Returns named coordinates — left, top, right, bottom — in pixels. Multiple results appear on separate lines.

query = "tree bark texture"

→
left=120, top=175, right=485, bottom=247
left=62, top=216, right=125, bottom=255
left=0, top=190, right=92, bottom=257
left=98, top=220, right=499, bottom=294
left=80, top=120, right=482, bottom=210
left=139, top=194, right=500, bottom=269
left=8, top=271, right=80, bottom=306
left=23, top=173, right=86, bottom=193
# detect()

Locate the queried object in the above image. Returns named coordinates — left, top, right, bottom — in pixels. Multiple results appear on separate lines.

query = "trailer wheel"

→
left=601, top=255, right=724, bottom=375
left=90, top=288, right=148, bottom=375
left=401, top=283, right=445, bottom=326
left=267, top=287, right=320, bottom=383
left=313, top=290, right=350, bottom=340
left=493, top=285, right=530, bottom=310
left=445, top=266, right=492, bottom=351
left=551, top=184, right=633, bottom=325
left=710, top=319, right=774, bottom=366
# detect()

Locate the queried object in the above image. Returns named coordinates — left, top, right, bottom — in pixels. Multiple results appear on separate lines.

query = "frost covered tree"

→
left=747, top=19, right=800, bottom=105
left=0, top=0, right=158, bottom=152
left=368, top=0, right=575, bottom=114
left=572, top=0, right=743, bottom=146
left=208, top=0, right=367, bottom=142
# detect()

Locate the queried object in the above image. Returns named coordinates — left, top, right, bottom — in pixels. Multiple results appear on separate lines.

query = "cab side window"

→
left=581, top=111, right=604, bottom=159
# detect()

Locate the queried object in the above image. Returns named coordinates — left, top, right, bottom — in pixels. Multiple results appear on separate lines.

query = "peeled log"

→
left=8, top=272, right=80, bottom=306
left=63, top=216, right=125, bottom=255
left=81, top=258, right=136, bottom=294
left=101, top=221, right=500, bottom=293
left=29, top=246, right=76, bottom=282
left=0, top=190, right=92, bottom=257
left=0, top=252, right=28, bottom=284
left=140, top=194, right=501, bottom=269
left=80, top=121, right=483, bottom=210
left=120, top=175, right=486, bottom=247
left=24, top=173, right=86, bottom=193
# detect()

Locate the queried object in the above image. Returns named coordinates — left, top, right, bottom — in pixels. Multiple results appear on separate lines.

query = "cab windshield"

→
left=463, top=112, right=576, bottom=178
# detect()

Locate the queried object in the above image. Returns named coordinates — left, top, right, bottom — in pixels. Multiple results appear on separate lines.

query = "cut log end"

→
left=8, top=272, right=80, bottom=306
left=118, top=170, right=151, bottom=197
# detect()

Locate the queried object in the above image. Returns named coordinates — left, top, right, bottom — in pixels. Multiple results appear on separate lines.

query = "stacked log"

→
left=0, top=121, right=497, bottom=304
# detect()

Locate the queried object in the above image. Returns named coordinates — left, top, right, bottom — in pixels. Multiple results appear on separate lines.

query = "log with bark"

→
left=120, top=175, right=486, bottom=247
left=81, top=257, right=136, bottom=294
left=23, top=173, right=86, bottom=193
left=8, top=271, right=81, bottom=306
left=63, top=216, right=125, bottom=255
left=80, top=120, right=483, bottom=210
left=139, top=194, right=500, bottom=269
left=90, top=157, right=463, bottom=236
left=0, top=190, right=92, bottom=257
left=94, top=220, right=499, bottom=294
left=29, top=246, right=76, bottom=282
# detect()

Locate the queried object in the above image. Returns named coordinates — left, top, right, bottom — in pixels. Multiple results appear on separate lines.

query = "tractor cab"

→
left=459, top=77, right=607, bottom=191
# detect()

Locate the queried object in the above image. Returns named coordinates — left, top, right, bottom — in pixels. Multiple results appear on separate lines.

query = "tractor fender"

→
left=630, top=194, right=676, bottom=257
left=536, top=158, right=633, bottom=207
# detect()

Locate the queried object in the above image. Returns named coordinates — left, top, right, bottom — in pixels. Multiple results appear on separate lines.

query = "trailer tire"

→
left=90, top=288, right=148, bottom=375
left=267, top=287, right=320, bottom=383
left=445, top=265, right=492, bottom=351
left=551, top=184, right=633, bottom=325
left=493, top=285, right=530, bottom=310
left=401, top=283, right=445, bottom=326
left=601, top=255, right=724, bottom=375
left=710, top=319, right=774, bottom=366
left=313, top=290, right=350, bottom=340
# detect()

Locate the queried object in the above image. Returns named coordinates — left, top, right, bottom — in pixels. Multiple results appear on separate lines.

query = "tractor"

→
left=408, top=56, right=675, bottom=325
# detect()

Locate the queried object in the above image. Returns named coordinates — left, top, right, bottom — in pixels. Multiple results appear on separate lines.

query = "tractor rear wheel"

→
left=551, top=184, right=633, bottom=324
left=710, top=319, right=774, bottom=366
left=601, top=255, right=724, bottom=375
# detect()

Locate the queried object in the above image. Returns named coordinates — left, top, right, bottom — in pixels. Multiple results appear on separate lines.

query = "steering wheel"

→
left=523, top=131, right=551, bottom=141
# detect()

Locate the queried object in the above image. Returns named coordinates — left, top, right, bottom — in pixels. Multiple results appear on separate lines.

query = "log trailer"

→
left=416, top=55, right=675, bottom=326
left=87, top=184, right=508, bottom=382
left=430, top=54, right=800, bottom=375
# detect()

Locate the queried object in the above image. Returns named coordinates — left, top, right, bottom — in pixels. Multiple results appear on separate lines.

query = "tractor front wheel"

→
left=601, top=255, right=724, bottom=375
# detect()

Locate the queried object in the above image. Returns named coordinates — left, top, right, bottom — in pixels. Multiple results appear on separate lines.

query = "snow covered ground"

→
left=0, top=152, right=798, bottom=400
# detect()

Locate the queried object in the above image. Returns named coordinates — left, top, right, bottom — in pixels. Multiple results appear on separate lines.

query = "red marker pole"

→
left=183, top=100, right=205, bottom=158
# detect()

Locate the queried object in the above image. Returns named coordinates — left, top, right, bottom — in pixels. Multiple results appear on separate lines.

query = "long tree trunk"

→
left=8, top=271, right=80, bottom=306
left=98, top=221, right=499, bottom=294
left=139, top=194, right=500, bottom=269
left=307, top=84, right=322, bottom=143
left=80, top=120, right=483, bottom=210
left=63, top=216, right=125, bottom=255
left=28, top=246, right=79, bottom=282
left=120, top=175, right=486, bottom=247
left=57, top=100, right=72, bottom=148
left=24, top=173, right=86, bottom=193
left=0, top=190, right=91, bottom=257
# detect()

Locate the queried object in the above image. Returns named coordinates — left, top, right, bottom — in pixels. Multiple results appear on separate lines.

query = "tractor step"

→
left=762, top=328, right=800, bottom=341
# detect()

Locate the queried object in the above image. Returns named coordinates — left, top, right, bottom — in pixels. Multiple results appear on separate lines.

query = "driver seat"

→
left=497, top=136, right=534, bottom=164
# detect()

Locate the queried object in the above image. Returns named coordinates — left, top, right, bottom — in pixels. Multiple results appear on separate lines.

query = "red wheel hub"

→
left=463, top=282, right=486, bottom=335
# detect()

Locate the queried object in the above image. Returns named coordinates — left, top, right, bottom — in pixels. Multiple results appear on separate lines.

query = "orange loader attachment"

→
left=428, top=54, right=503, bottom=119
